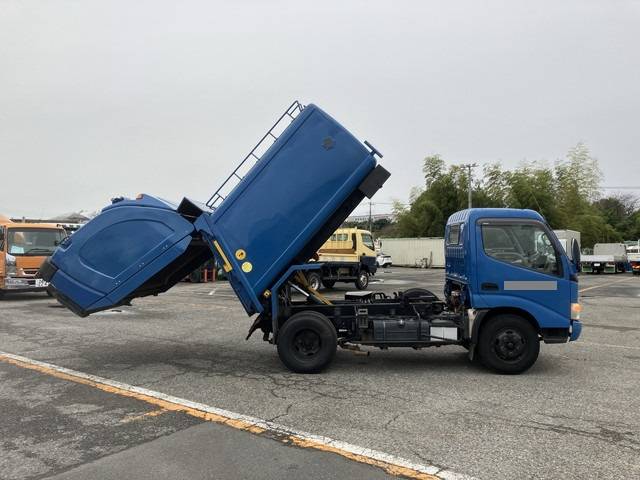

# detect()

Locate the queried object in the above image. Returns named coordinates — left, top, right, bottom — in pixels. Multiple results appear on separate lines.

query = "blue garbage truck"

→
left=39, top=101, right=582, bottom=374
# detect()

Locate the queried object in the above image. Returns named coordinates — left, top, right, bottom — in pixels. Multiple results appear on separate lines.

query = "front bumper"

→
left=569, top=320, right=582, bottom=341
left=2, top=276, right=49, bottom=292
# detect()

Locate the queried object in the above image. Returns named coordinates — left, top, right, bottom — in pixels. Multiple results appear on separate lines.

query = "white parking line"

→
left=577, top=342, right=640, bottom=351
left=0, top=351, right=474, bottom=480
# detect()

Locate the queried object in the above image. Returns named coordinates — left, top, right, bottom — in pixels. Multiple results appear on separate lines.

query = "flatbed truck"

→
left=39, top=101, right=582, bottom=374
left=581, top=243, right=627, bottom=273
left=627, top=244, right=640, bottom=275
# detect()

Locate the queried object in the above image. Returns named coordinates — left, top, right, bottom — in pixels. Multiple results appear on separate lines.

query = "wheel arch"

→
left=472, top=307, right=541, bottom=342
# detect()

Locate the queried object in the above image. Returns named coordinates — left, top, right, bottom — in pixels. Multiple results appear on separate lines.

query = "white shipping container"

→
left=553, top=229, right=581, bottom=260
left=378, top=237, right=445, bottom=268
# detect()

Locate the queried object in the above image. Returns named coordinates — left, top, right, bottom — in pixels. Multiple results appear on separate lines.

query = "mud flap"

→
left=42, top=195, right=212, bottom=316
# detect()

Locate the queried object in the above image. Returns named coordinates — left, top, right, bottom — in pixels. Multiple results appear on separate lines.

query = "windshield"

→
left=7, top=228, right=66, bottom=256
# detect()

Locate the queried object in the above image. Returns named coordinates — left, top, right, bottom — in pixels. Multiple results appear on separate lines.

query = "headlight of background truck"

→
left=5, top=254, right=17, bottom=275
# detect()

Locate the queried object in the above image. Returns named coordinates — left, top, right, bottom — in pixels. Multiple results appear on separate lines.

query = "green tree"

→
left=390, top=144, right=638, bottom=247
left=504, top=163, right=562, bottom=227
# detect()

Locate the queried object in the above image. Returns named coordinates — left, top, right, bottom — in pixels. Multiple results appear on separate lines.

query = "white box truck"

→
left=553, top=230, right=581, bottom=261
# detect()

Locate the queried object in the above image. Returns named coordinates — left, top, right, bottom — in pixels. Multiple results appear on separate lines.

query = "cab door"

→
left=474, top=219, right=570, bottom=328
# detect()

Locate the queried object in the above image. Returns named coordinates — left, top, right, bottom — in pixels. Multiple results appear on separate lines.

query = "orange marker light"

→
left=571, top=303, right=582, bottom=320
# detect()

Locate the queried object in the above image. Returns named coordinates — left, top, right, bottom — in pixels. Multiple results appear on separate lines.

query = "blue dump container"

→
left=40, top=102, right=389, bottom=316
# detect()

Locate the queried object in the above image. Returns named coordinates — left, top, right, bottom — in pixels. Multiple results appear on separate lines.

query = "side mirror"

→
left=571, top=238, right=581, bottom=271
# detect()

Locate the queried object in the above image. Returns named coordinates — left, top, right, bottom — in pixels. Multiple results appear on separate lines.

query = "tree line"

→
left=351, top=143, right=639, bottom=248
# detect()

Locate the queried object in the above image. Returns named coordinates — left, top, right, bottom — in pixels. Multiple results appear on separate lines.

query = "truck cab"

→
left=318, top=228, right=377, bottom=261
left=0, top=219, right=67, bottom=296
left=445, top=209, right=582, bottom=364
left=627, top=244, right=640, bottom=275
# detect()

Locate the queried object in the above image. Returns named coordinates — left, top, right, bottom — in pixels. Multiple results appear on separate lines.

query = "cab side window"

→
left=481, top=222, right=560, bottom=275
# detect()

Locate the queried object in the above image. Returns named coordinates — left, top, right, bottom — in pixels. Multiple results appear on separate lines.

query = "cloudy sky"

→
left=1, top=0, right=639, bottom=219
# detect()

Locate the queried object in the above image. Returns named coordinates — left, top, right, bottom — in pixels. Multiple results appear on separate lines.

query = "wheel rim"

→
left=292, top=329, right=321, bottom=358
left=359, top=273, right=367, bottom=286
left=309, top=277, right=320, bottom=290
left=492, top=328, right=526, bottom=362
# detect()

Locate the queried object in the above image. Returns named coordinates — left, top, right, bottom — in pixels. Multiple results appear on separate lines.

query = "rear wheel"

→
left=477, top=314, right=539, bottom=374
left=355, top=271, right=369, bottom=290
left=306, top=272, right=322, bottom=291
left=321, top=280, right=335, bottom=289
left=277, top=311, right=337, bottom=373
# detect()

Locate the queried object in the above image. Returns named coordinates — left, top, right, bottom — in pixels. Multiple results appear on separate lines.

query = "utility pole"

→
left=368, top=201, right=373, bottom=232
left=461, top=163, right=478, bottom=209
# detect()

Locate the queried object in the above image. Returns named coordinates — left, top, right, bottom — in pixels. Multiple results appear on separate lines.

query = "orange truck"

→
left=0, top=215, right=67, bottom=297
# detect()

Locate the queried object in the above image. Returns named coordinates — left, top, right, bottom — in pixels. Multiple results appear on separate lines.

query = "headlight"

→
left=5, top=254, right=17, bottom=275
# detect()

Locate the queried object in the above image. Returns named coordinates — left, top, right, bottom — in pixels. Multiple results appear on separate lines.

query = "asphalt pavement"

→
left=1, top=267, right=639, bottom=479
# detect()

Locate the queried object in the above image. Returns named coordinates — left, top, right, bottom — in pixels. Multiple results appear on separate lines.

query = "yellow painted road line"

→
left=120, top=408, right=168, bottom=423
left=0, top=351, right=472, bottom=480
left=579, top=277, right=634, bottom=293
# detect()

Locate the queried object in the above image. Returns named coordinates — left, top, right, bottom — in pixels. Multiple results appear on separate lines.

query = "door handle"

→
left=481, top=282, right=499, bottom=291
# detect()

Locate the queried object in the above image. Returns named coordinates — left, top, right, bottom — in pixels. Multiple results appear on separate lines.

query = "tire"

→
left=322, top=280, right=335, bottom=289
left=477, top=314, right=540, bottom=374
left=306, top=272, right=322, bottom=291
left=355, top=271, right=369, bottom=290
left=277, top=311, right=337, bottom=373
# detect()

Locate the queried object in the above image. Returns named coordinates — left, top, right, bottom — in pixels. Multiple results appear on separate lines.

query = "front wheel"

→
left=355, top=271, right=369, bottom=290
left=477, top=314, right=539, bottom=374
left=277, top=311, right=337, bottom=373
